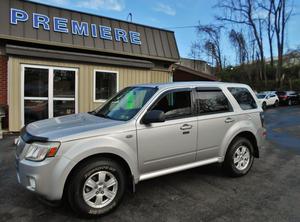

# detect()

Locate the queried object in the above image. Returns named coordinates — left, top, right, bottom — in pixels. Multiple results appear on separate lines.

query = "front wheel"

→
left=67, top=158, right=126, bottom=217
left=223, top=137, right=254, bottom=177
left=262, top=102, right=267, bottom=110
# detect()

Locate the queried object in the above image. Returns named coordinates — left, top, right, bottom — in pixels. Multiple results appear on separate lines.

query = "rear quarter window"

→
left=228, top=87, right=258, bottom=110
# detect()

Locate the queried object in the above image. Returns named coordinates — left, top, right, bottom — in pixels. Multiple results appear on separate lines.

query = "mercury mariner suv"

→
left=15, top=82, right=266, bottom=216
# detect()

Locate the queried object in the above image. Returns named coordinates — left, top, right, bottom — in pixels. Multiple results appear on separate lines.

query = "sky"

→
left=30, top=0, right=300, bottom=65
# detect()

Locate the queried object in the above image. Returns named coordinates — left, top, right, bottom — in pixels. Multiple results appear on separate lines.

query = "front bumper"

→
left=15, top=139, right=73, bottom=201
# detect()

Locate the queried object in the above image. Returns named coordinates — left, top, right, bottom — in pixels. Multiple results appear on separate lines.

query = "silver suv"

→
left=15, top=82, right=266, bottom=216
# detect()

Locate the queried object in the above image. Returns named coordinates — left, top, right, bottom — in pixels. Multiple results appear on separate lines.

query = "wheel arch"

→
left=62, top=152, right=134, bottom=199
left=226, top=131, right=259, bottom=158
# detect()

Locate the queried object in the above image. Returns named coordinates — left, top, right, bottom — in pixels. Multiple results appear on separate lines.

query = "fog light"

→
left=27, top=176, right=36, bottom=191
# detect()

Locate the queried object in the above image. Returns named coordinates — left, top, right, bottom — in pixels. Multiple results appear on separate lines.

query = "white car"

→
left=256, top=92, right=279, bottom=109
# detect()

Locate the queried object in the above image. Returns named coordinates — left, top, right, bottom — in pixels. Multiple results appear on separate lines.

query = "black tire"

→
left=223, top=137, right=254, bottom=177
left=67, top=158, right=126, bottom=217
left=262, top=102, right=267, bottom=110
left=274, top=100, right=279, bottom=107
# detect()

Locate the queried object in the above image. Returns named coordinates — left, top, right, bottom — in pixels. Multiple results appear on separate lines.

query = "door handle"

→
left=225, top=117, right=235, bottom=123
left=180, top=124, right=193, bottom=130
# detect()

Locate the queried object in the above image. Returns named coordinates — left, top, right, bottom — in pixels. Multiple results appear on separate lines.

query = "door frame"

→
left=21, top=64, right=78, bottom=127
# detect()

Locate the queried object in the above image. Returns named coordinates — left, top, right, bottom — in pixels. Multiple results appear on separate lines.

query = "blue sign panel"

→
left=10, top=8, right=142, bottom=45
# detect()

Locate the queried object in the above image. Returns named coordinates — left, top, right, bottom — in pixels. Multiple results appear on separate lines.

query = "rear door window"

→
left=228, top=87, right=257, bottom=110
left=194, top=89, right=232, bottom=115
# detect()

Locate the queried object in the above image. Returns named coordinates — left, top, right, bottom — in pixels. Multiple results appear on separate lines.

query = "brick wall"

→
left=0, top=55, right=8, bottom=129
left=0, top=55, right=8, bottom=105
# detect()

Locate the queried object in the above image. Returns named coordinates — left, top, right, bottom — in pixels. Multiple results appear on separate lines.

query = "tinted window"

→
left=228, top=87, right=257, bottom=110
left=195, top=90, right=232, bottom=114
left=95, top=71, right=117, bottom=100
left=152, top=90, right=192, bottom=120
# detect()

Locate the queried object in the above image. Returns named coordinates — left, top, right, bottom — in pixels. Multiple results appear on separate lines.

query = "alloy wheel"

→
left=82, top=171, right=118, bottom=209
left=233, top=145, right=250, bottom=171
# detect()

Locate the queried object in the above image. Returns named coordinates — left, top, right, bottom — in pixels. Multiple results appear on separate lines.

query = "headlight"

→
left=25, top=142, right=61, bottom=162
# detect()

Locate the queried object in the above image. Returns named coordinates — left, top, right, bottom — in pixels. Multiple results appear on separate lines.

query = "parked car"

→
left=256, top=92, right=279, bottom=109
left=15, top=82, right=266, bottom=217
left=276, top=91, right=300, bottom=106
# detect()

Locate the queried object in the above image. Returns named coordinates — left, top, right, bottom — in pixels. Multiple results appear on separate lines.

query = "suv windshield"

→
left=92, top=86, right=158, bottom=121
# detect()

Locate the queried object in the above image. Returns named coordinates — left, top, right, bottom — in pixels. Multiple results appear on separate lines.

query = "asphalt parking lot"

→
left=1, top=106, right=300, bottom=222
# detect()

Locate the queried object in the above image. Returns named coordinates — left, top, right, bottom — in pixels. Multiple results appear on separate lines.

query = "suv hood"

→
left=22, top=113, right=123, bottom=142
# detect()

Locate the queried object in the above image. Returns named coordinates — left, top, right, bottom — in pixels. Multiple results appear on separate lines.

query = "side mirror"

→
left=142, top=110, right=165, bottom=124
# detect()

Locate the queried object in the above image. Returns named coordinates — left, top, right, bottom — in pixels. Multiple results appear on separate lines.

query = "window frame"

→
left=147, top=88, right=194, bottom=121
left=21, top=64, right=78, bottom=127
left=193, top=87, right=233, bottom=116
left=93, top=69, right=119, bottom=103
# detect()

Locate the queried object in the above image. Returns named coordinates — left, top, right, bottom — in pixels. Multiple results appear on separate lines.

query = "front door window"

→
left=23, top=65, right=77, bottom=125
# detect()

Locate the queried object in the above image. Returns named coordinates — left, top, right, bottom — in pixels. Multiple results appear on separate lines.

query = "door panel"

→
left=196, top=114, right=236, bottom=161
left=137, top=117, right=197, bottom=173
left=137, top=89, right=197, bottom=174
left=193, top=89, right=234, bottom=160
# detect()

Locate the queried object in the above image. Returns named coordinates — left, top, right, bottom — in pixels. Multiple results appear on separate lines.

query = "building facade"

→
left=179, top=58, right=213, bottom=75
left=0, top=0, right=180, bottom=131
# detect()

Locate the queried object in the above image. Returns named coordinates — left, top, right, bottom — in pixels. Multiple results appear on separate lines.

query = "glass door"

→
left=53, top=69, right=76, bottom=117
left=22, top=65, right=78, bottom=126
left=23, top=67, right=49, bottom=125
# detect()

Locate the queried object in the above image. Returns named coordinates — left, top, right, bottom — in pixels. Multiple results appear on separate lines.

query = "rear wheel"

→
left=67, top=158, right=126, bottom=217
left=274, top=100, right=279, bottom=107
left=223, top=137, right=254, bottom=177
left=262, top=102, right=267, bottom=110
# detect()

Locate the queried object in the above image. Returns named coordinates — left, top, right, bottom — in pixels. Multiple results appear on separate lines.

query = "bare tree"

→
left=259, top=0, right=293, bottom=82
left=272, top=0, right=293, bottom=85
left=193, top=24, right=224, bottom=72
left=266, top=0, right=275, bottom=67
left=189, top=41, right=202, bottom=61
left=229, top=29, right=248, bottom=64
left=216, top=0, right=267, bottom=84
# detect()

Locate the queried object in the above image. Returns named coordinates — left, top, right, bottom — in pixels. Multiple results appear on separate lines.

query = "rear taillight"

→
left=260, top=112, right=265, bottom=127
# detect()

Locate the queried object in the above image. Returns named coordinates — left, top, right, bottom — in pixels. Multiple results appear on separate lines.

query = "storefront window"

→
left=53, top=69, right=75, bottom=98
left=24, top=67, right=48, bottom=97
left=24, top=100, right=48, bottom=124
left=53, top=100, right=75, bottom=117
left=94, top=71, right=118, bottom=101
left=22, top=65, right=77, bottom=125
